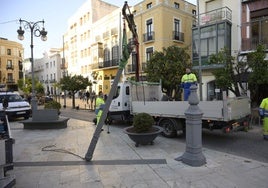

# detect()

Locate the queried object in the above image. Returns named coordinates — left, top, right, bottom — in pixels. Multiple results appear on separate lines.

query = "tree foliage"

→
left=60, top=75, right=92, bottom=108
left=17, top=77, right=44, bottom=97
left=145, top=45, right=191, bottom=98
left=247, top=45, right=268, bottom=104
left=209, top=48, right=248, bottom=97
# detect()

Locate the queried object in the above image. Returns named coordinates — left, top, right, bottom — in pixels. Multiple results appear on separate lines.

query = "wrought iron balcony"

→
left=6, top=64, right=14, bottom=70
left=143, top=31, right=155, bottom=42
left=173, top=31, right=184, bottom=42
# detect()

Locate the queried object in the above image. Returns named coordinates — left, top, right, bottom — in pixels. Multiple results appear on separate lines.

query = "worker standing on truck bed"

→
left=259, top=96, right=268, bottom=140
left=181, top=68, right=197, bottom=101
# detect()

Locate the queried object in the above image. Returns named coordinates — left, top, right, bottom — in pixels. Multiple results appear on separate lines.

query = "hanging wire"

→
left=42, top=144, right=85, bottom=160
left=0, top=19, right=19, bottom=25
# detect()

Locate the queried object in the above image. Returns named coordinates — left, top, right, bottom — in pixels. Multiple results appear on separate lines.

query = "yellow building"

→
left=0, top=37, right=23, bottom=91
left=90, top=8, right=122, bottom=95
left=125, top=0, right=196, bottom=80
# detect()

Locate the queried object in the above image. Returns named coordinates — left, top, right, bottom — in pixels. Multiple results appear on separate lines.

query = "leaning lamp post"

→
left=17, top=19, right=47, bottom=114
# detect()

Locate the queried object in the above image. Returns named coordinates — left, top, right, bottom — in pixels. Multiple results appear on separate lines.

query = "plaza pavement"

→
left=5, top=107, right=268, bottom=188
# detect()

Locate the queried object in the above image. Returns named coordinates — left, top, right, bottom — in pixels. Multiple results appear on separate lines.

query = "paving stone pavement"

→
left=6, top=117, right=268, bottom=188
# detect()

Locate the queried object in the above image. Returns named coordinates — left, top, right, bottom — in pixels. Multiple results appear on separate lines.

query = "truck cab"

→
left=108, top=82, right=131, bottom=122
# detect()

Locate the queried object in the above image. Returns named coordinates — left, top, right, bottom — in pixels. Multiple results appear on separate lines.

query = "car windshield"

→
left=0, top=94, right=24, bottom=103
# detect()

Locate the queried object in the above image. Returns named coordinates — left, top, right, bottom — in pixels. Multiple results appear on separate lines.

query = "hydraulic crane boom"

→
left=122, top=1, right=140, bottom=81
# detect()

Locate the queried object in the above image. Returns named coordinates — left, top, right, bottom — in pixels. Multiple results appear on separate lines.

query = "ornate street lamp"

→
left=17, top=19, right=47, bottom=114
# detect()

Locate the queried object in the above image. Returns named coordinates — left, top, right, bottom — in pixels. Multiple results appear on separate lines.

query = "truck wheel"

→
left=158, top=118, right=177, bottom=138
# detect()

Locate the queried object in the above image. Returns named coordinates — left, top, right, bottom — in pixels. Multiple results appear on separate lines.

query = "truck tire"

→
left=158, top=118, right=177, bottom=138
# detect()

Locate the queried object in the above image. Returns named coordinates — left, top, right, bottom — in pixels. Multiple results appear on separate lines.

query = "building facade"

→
left=0, top=37, right=23, bottom=91
left=129, top=0, right=196, bottom=81
left=63, top=0, right=119, bottom=94
left=64, top=0, right=196, bottom=95
left=240, top=0, right=268, bottom=52
left=192, top=0, right=241, bottom=101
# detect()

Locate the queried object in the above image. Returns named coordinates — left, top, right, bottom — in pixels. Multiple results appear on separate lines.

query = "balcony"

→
left=127, top=64, right=136, bottom=74
left=111, top=28, right=118, bottom=36
left=198, top=7, right=232, bottom=26
left=242, top=36, right=268, bottom=51
left=6, top=79, right=15, bottom=84
left=60, top=63, right=68, bottom=70
left=173, top=31, right=184, bottom=42
left=103, top=31, right=110, bottom=40
left=143, top=32, right=155, bottom=42
left=100, top=59, right=119, bottom=68
left=6, top=65, right=14, bottom=70
left=50, top=79, right=56, bottom=83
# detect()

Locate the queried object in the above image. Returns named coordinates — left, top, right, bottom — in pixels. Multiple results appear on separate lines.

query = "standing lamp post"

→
left=17, top=19, right=47, bottom=114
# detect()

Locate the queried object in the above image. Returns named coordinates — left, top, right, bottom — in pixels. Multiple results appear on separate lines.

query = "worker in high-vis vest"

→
left=181, top=68, right=197, bottom=101
left=259, top=97, right=268, bottom=140
left=95, top=91, right=105, bottom=124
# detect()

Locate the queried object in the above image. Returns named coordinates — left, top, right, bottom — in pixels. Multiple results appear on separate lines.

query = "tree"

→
left=17, top=77, right=44, bottom=97
left=209, top=48, right=248, bottom=97
left=60, top=75, right=92, bottom=108
left=247, top=45, right=268, bottom=104
left=145, top=45, right=191, bottom=99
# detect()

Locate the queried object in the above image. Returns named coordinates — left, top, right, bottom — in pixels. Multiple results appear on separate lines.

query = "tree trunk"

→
left=72, top=93, right=76, bottom=109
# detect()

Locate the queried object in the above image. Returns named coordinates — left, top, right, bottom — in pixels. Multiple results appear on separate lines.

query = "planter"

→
left=123, top=125, right=163, bottom=147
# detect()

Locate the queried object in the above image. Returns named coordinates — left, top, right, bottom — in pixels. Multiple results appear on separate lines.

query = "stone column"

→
left=175, top=85, right=206, bottom=166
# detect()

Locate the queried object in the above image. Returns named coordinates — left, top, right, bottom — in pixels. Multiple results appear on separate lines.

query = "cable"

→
left=41, top=144, right=85, bottom=160
left=0, top=19, right=18, bottom=25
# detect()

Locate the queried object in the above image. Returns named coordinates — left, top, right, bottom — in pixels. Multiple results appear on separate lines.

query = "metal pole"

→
left=63, top=35, right=67, bottom=108
left=17, top=19, right=47, bottom=114
left=85, top=68, right=123, bottom=161
left=85, top=17, right=131, bottom=161
left=197, top=0, right=203, bottom=101
left=30, top=27, right=37, bottom=113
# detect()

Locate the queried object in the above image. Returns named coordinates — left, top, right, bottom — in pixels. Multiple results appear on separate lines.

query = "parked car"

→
left=38, top=96, right=53, bottom=105
left=0, top=92, right=31, bottom=119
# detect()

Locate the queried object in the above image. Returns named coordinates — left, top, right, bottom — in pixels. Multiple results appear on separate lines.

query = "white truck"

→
left=108, top=81, right=251, bottom=138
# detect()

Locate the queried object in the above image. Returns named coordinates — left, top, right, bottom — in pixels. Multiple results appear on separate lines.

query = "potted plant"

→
left=44, top=100, right=61, bottom=114
left=123, top=112, right=163, bottom=147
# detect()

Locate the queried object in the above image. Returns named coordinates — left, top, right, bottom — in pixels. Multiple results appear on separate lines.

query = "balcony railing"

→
left=198, top=7, right=232, bottom=26
left=126, top=62, right=147, bottom=74
left=127, top=64, right=136, bottom=73
left=143, top=32, right=155, bottom=42
left=6, top=65, right=14, bottom=70
left=173, top=31, right=184, bottom=42
left=100, top=59, right=119, bottom=68
left=6, top=79, right=15, bottom=84
left=242, top=36, right=268, bottom=51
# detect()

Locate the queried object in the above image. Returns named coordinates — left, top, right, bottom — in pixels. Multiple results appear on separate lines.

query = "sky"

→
left=0, top=0, right=196, bottom=58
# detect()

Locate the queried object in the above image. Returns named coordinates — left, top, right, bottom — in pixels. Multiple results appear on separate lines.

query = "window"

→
left=192, top=22, right=231, bottom=67
left=174, top=19, right=182, bottom=41
left=7, top=73, right=13, bottom=82
left=112, top=45, right=119, bottom=66
left=146, top=47, right=153, bottom=62
left=192, top=10, right=196, bottom=15
left=7, top=49, right=11, bottom=55
left=146, top=19, right=153, bottom=40
left=174, top=2, right=180, bottom=9
left=147, top=2, right=152, bottom=9
left=7, top=60, right=13, bottom=69
left=126, top=86, right=130, bottom=95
